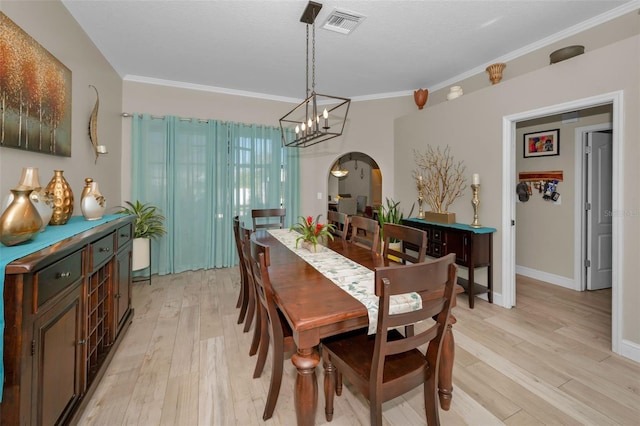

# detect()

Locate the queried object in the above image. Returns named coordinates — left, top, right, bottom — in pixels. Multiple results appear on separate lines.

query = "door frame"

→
left=574, top=123, right=612, bottom=292
left=501, top=91, right=623, bottom=354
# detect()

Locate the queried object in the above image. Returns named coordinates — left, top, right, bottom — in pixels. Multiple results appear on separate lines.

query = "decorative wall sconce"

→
left=486, top=63, right=506, bottom=85
left=88, top=85, right=107, bottom=163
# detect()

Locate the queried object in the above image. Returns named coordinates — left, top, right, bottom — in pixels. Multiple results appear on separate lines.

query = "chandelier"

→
left=330, top=159, right=349, bottom=177
left=280, top=1, right=351, bottom=148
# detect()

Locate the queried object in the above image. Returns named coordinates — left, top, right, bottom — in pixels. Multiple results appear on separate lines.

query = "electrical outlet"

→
left=317, top=192, right=322, bottom=200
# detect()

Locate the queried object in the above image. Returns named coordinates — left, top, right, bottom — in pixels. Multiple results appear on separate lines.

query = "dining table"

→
left=251, top=229, right=460, bottom=426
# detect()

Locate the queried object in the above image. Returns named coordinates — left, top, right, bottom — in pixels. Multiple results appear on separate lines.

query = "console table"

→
left=0, top=215, right=134, bottom=425
left=403, top=218, right=496, bottom=309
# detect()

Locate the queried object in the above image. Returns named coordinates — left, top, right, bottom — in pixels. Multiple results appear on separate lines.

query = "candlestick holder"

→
left=470, top=184, right=482, bottom=228
left=417, top=188, right=425, bottom=219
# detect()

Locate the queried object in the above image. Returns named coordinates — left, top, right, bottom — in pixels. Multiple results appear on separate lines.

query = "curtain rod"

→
left=121, top=112, right=275, bottom=128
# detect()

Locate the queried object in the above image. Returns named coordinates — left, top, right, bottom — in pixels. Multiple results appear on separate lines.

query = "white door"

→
left=586, top=131, right=613, bottom=290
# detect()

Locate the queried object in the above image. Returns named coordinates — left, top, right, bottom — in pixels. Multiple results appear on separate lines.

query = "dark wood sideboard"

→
left=1, top=216, right=135, bottom=425
left=403, top=218, right=496, bottom=309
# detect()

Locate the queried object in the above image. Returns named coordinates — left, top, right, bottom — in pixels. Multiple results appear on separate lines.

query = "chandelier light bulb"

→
left=301, top=122, right=306, bottom=132
left=295, top=125, right=300, bottom=134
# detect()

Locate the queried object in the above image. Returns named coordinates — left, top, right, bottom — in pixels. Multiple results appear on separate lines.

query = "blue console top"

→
left=404, top=217, right=497, bottom=234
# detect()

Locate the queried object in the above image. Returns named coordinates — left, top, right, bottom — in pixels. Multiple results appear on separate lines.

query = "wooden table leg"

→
left=291, top=347, right=320, bottom=425
left=438, top=314, right=457, bottom=410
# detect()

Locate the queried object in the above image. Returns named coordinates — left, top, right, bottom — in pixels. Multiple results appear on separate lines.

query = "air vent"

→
left=322, top=8, right=365, bottom=35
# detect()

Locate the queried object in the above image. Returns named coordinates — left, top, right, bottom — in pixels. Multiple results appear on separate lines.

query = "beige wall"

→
left=515, top=107, right=612, bottom=279
left=1, top=1, right=124, bottom=214
left=394, top=35, right=640, bottom=347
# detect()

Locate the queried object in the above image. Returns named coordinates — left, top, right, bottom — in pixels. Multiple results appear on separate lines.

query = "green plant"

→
left=290, top=215, right=335, bottom=248
left=116, top=200, right=166, bottom=239
left=377, top=198, right=414, bottom=242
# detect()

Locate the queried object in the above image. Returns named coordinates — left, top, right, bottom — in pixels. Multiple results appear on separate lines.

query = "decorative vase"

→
left=0, top=188, right=43, bottom=246
left=423, top=211, right=456, bottom=224
left=301, top=240, right=319, bottom=253
left=2, top=167, right=53, bottom=232
left=486, top=63, right=506, bottom=85
left=46, top=170, right=74, bottom=225
left=80, top=178, right=106, bottom=220
left=413, top=88, right=428, bottom=110
left=386, top=241, right=403, bottom=263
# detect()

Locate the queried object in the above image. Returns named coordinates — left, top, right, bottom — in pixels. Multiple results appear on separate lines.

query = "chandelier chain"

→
left=312, top=11, right=316, bottom=92
left=305, top=25, right=310, bottom=97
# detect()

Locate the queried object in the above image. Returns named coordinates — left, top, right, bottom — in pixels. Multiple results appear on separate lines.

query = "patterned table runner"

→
left=268, top=229, right=421, bottom=334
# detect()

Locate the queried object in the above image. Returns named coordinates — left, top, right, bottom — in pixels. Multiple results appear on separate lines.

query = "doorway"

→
left=501, top=91, right=623, bottom=355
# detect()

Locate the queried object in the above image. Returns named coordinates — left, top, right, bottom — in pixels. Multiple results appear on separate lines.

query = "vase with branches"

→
left=413, top=145, right=467, bottom=214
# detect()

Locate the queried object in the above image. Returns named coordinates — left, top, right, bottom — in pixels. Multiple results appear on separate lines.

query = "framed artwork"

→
left=0, top=12, right=72, bottom=157
left=523, top=129, right=559, bottom=158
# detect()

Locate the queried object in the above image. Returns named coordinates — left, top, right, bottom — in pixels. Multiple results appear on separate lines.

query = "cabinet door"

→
left=32, top=280, right=84, bottom=426
left=444, top=230, right=468, bottom=266
left=115, top=244, right=132, bottom=334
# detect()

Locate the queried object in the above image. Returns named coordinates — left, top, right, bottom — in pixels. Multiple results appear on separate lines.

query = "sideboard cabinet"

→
left=402, top=218, right=496, bottom=309
left=1, top=217, right=134, bottom=425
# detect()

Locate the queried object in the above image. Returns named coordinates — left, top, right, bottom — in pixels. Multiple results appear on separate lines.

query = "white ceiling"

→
left=61, top=0, right=636, bottom=101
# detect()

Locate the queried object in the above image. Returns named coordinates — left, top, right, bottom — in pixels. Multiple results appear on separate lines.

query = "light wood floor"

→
left=79, top=270, right=640, bottom=425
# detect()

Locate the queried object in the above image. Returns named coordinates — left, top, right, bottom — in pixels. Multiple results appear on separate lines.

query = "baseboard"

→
left=469, top=291, right=503, bottom=308
left=515, top=265, right=575, bottom=290
left=619, top=339, right=640, bottom=363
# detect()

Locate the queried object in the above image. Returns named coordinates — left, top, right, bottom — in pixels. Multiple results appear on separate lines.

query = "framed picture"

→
left=0, top=12, right=72, bottom=157
left=523, top=129, right=559, bottom=158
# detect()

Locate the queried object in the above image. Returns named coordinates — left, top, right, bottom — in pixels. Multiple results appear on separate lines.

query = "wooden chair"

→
left=327, top=210, right=350, bottom=241
left=349, top=215, right=380, bottom=254
left=237, top=225, right=258, bottom=335
left=251, top=208, right=286, bottom=230
left=321, top=253, right=458, bottom=426
left=232, top=217, right=250, bottom=323
left=382, top=223, right=428, bottom=265
left=247, top=235, right=296, bottom=420
left=238, top=225, right=262, bottom=357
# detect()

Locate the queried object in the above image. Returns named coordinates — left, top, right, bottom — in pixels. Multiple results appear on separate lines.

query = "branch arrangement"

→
left=413, top=145, right=467, bottom=213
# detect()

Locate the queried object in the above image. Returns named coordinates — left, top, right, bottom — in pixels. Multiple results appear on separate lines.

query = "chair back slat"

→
left=252, top=208, right=286, bottom=230
left=327, top=210, right=350, bottom=240
left=349, top=215, right=379, bottom=254
left=381, top=223, right=427, bottom=265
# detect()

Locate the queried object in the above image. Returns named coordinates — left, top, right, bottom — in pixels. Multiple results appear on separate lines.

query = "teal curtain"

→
left=130, top=114, right=299, bottom=274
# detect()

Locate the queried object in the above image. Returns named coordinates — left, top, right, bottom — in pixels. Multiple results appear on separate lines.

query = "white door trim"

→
left=574, top=123, right=612, bottom=292
left=501, top=91, right=624, bottom=355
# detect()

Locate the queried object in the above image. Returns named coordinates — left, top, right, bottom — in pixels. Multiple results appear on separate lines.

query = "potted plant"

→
left=290, top=215, right=335, bottom=252
left=377, top=198, right=414, bottom=261
left=116, top=200, right=166, bottom=271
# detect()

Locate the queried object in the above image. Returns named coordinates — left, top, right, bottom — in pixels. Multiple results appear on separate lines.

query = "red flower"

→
left=306, top=216, right=313, bottom=226
left=315, top=223, right=323, bottom=235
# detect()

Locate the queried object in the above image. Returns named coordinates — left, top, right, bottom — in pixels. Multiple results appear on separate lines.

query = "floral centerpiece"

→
left=291, top=215, right=335, bottom=251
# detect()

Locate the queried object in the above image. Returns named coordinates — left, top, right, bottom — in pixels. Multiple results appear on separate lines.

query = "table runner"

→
left=267, top=229, right=421, bottom=334
left=0, top=214, right=124, bottom=401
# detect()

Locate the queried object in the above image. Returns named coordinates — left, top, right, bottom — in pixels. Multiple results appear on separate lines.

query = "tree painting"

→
left=0, top=12, right=71, bottom=157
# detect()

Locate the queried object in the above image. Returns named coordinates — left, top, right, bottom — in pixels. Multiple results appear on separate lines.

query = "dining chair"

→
left=247, top=235, right=296, bottom=420
left=251, top=208, right=286, bottom=230
left=327, top=210, right=350, bottom=241
left=349, top=215, right=380, bottom=254
left=382, top=223, right=428, bottom=265
left=232, top=217, right=250, bottom=324
left=238, top=225, right=263, bottom=358
left=321, top=253, right=458, bottom=426
left=238, top=225, right=258, bottom=336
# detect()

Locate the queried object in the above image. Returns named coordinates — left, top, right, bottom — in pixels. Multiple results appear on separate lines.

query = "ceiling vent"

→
left=322, top=8, right=365, bottom=35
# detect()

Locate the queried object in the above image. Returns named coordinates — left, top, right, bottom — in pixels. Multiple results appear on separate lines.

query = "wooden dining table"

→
left=251, top=230, right=460, bottom=425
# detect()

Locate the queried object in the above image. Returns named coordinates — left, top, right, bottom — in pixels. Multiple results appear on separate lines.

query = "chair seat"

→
left=322, top=329, right=428, bottom=394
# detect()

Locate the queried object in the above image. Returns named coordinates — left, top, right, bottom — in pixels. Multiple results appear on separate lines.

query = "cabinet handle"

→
left=114, top=293, right=121, bottom=299
left=78, top=339, right=86, bottom=346
left=120, top=233, right=129, bottom=238
left=99, top=247, right=110, bottom=253
left=56, top=271, right=71, bottom=279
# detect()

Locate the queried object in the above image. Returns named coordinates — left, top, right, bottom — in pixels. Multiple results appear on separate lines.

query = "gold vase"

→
left=0, top=188, right=43, bottom=246
left=13, top=167, right=54, bottom=231
left=46, top=170, right=74, bottom=225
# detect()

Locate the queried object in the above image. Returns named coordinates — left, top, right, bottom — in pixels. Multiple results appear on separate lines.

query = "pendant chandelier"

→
left=330, top=160, right=349, bottom=178
left=280, top=1, right=351, bottom=148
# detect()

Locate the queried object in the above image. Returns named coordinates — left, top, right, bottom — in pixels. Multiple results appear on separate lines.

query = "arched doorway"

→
left=327, top=152, right=381, bottom=215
